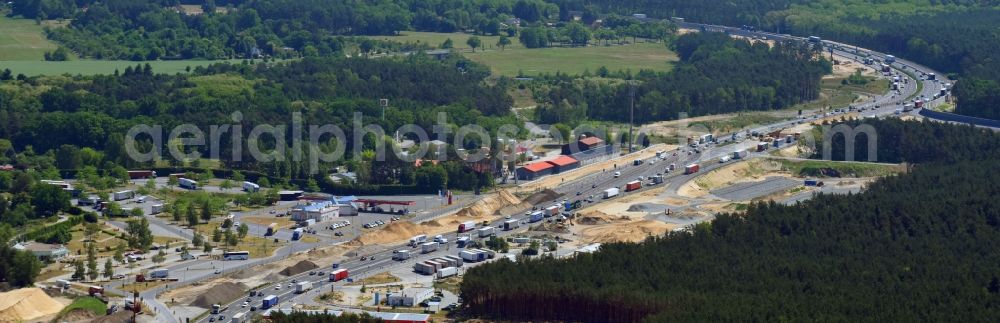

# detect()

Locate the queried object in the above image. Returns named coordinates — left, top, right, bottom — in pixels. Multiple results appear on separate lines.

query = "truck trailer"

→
left=178, top=178, right=198, bottom=190
left=421, top=242, right=439, bottom=254
left=604, top=188, right=619, bottom=199
left=291, top=228, right=303, bottom=241
left=242, top=181, right=260, bottom=192
left=329, top=269, right=349, bottom=282
left=295, top=281, right=313, bottom=293
left=457, top=221, right=476, bottom=233
left=437, top=267, right=458, bottom=279
left=113, top=190, right=134, bottom=201
left=502, top=219, right=519, bottom=231
left=262, top=295, right=278, bottom=309
left=478, top=226, right=495, bottom=238
left=625, top=180, right=642, bottom=192
left=684, top=164, right=700, bottom=175
left=529, top=211, right=544, bottom=223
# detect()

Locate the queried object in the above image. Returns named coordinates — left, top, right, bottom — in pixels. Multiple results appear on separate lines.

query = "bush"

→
left=83, top=212, right=98, bottom=223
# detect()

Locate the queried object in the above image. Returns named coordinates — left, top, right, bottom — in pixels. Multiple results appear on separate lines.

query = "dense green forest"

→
left=534, top=32, right=829, bottom=125
left=461, top=119, right=1000, bottom=321
left=0, top=55, right=515, bottom=191
left=267, top=311, right=383, bottom=323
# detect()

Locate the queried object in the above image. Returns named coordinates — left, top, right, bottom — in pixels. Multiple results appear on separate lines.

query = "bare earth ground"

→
left=678, top=159, right=788, bottom=198
left=515, top=144, right=671, bottom=193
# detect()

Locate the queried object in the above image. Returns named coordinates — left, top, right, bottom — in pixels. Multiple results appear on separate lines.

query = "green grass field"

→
left=57, top=297, right=107, bottom=319
left=0, top=16, right=63, bottom=60
left=1, top=59, right=245, bottom=76
left=465, top=42, right=676, bottom=76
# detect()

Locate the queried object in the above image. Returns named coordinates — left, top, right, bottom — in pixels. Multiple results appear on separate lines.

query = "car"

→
left=361, top=256, right=367, bottom=261
left=275, top=285, right=281, bottom=290
left=219, top=315, right=225, bottom=321
left=291, top=279, right=297, bottom=283
left=215, top=269, right=221, bottom=274
left=370, top=256, right=376, bottom=260
left=209, top=317, right=215, bottom=322
left=614, top=172, right=621, bottom=178
left=591, top=184, right=596, bottom=188
left=269, top=209, right=276, bottom=214
left=576, top=192, right=581, bottom=196
left=287, top=283, right=293, bottom=288
left=242, top=302, right=248, bottom=308
left=335, top=232, right=343, bottom=236
left=250, top=306, right=257, bottom=311
left=309, top=271, right=316, bottom=275
left=318, top=271, right=325, bottom=276
left=112, top=274, right=126, bottom=280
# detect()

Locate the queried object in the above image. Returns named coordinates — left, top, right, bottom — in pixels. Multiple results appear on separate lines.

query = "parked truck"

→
left=262, top=295, right=279, bottom=309
left=478, top=226, right=495, bottom=238
left=457, top=221, right=476, bottom=233
left=408, top=234, right=428, bottom=247
left=127, top=170, right=156, bottom=179
left=150, top=204, right=164, bottom=215
left=684, top=164, right=700, bottom=175
left=625, top=180, right=642, bottom=192
left=437, top=267, right=458, bottom=279
left=502, top=219, right=519, bottom=231
left=113, top=190, right=134, bottom=201
left=295, top=281, right=313, bottom=294
left=178, top=178, right=198, bottom=190
left=329, top=269, right=349, bottom=282
left=242, top=181, right=260, bottom=192
left=421, top=242, right=439, bottom=254
left=604, top=188, right=619, bottom=199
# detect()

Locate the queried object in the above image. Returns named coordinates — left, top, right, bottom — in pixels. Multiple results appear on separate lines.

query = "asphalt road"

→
left=183, top=23, right=944, bottom=323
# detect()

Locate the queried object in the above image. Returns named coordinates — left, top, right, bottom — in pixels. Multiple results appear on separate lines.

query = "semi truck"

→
left=604, top=188, right=619, bottom=199
left=150, top=204, right=165, bottom=215
left=529, top=211, right=544, bottom=223
left=113, top=190, right=134, bottom=201
left=231, top=312, right=246, bottom=323
left=684, top=164, right=700, bottom=175
left=211, top=304, right=228, bottom=314
left=242, top=181, right=260, bottom=192
left=409, top=234, right=428, bottom=246
left=178, top=178, right=198, bottom=189
left=478, top=226, right=495, bottom=238
left=625, top=180, right=642, bottom=192
left=127, top=170, right=156, bottom=179
left=329, top=269, right=349, bottom=282
left=651, top=175, right=664, bottom=185
left=149, top=269, right=169, bottom=279
left=262, top=295, right=278, bottom=309
left=393, top=250, right=411, bottom=260
left=295, top=281, right=313, bottom=294
left=291, top=228, right=303, bottom=240
left=457, top=221, right=477, bottom=233
left=456, top=236, right=471, bottom=248
left=733, top=150, right=749, bottom=159
left=502, top=219, right=519, bottom=231
left=266, top=223, right=277, bottom=236
left=421, top=242, right=439, bottom=254
left=543, top=205, right=561, bottom=217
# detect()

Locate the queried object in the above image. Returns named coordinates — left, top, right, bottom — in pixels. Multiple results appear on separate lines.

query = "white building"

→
left=385, top=287, right=434, bottom=307
left=290, top=201, right=339, bottom=222
left=14, top=242, right=69, bottom=261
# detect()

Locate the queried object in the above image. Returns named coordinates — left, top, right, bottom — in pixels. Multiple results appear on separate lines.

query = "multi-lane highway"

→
left=186, top=22, right=948, bottom=323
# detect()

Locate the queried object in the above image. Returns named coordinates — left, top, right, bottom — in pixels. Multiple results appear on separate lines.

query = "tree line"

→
left=461, top=118, right=1000, bottom=321
left=533, top=32, right=829, bottom=125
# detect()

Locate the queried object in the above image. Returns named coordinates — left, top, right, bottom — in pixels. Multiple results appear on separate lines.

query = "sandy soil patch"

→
left=576, top=220, right=676, bottom=243
left=825, top=60, right=878, bottom=80
left=0, top=288, right=64, bottom=322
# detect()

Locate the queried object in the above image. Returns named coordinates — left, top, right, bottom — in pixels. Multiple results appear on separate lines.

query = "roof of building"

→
left=546, top=155, right=579, bottom=167
left=521, top=161, right=554, bottom=173
left=295, top=201, right=335, bottom=212
left=278, top=190, right=305, bottom=195
left=579, top=136, right=604, bottom=146
left=15, top=242, right=68, bottom=253
left=369, top=312, right=431, bottom=322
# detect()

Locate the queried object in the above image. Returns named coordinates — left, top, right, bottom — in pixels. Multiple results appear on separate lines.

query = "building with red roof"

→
left=516, top=161, right=555, bottom=180
left=545, top=155, right=580, bottom=173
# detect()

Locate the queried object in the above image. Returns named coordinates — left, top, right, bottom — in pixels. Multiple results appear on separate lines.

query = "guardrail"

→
left=918, top=109, right=1000, bottom=128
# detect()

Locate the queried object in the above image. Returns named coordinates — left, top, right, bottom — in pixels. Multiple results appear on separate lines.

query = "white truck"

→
left=604, top=188, right=620, bottom=199
left=478, top=226, right=495, bottom=238
left=392, top=250, right=411, bottom=261
left=242, top=181, right=260, bottom=192
left=178, top=178, right=198, bottom=189
left=149, top=269, right=169, bottom=279
left=421, top=242, right=439, bottom=254
left=295, top=281, right=313, bottom=294
left=437, top=267, right=458, bottom=279
left=150, top=204, right=165, bottom=214
left=409, top=234, right=427, bottom=247
left=502, top=219, right=519, bottom=231
left=231, top=312, right=245, bottom=323
left=113, top=190, right=134, bottom=201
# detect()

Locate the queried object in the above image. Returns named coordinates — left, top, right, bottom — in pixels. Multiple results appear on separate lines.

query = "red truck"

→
left=329, top=269, right=349, bottom=282
left=457, top=221, right=476, bottom=233
left=88, top=286, right=104, bottom=296
left=127, top=170, right=156, bottom=179
left=685, top=164, right=700, bottom=175
left=625, top=180, right=642, bottom=192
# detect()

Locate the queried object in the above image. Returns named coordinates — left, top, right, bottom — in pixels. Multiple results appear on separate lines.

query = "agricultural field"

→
left=0, top=16, right=62, bottom=60
left=465, top=42, right=677, bottom=76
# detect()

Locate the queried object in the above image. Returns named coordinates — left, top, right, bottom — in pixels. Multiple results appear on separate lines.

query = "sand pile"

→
left=575, top=210, right=629, bottom=225
left=456, top=189, right=522, bottom=217
left=522, top=189, right=563, bottom=205
left=91, top=310, right=131, bottom=323
left=190, top=282, right=247, bottom=309
left=578, top=220, right=674, bottom=243
left=0, top=288, right=65, bottom=322
left=356, top=221, right=438, bottom=246
left=280, top=260, right=318, bottom=276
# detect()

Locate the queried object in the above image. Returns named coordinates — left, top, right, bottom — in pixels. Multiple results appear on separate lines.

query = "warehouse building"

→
left=290, top=201, right=338, bottom=222
left=546, top=155, right=580, bottom=174
left=516, top=161, right=555, bottom=180
left=562, top=136, right=605, bottom=154
left=385, top=287, right=434, bottom=307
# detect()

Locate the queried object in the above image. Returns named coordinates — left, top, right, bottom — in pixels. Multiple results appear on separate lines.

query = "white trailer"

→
left=231, top=312, right=245, bottom=323
left=437, top=267, right=458, bottom=279
left=502, top=219, right=519, bottom=231
left=392, top=250, right=411, bottom=260
left=478, top=226, right=495, bottom=238
left=604, top=188, right=620, bottom=199
left=113, top=190, right=134, bottom=201
left=420, top=242, right=439, bottom=254
left=178, top=178, right=198, bottom=189
left=409, top=234, right=427, bottom=246
left=150, top=204, right=165, bottom=214
left=295, top=281, right=313, bottom=294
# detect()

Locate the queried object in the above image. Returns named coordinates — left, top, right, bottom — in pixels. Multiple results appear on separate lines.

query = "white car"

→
left=242, top=302, right=248, bottom=308
left=614, top=172, right=621, bottom=178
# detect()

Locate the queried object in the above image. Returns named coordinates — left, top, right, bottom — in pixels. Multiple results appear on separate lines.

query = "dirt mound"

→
left=575, top=210, right=629, bottom=225
left=190, top=282, right=247, bottom=309
left=280, top=260, right=319, bottom=276
left=59, top=308, right=99, bottom=322
left=578, top=220, right=674, bottom=243
left=522, top=189, right=563, bottom=205
left=91, top=310, right=131, bottom=323
left=456, top=189, right=523, bottom=217
left=0, top=288, right=65, bottom=322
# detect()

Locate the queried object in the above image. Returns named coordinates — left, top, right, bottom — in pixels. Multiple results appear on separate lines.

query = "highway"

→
left=191, top=22, right=944, bottom=323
